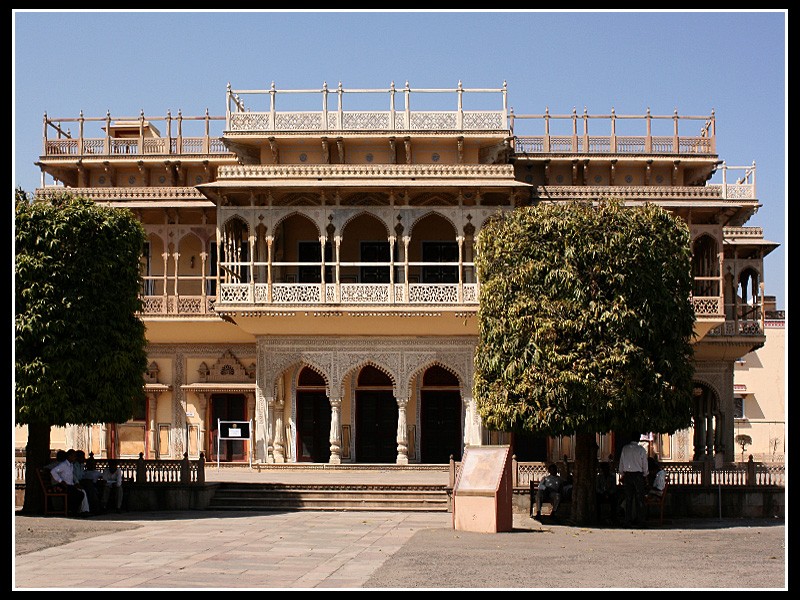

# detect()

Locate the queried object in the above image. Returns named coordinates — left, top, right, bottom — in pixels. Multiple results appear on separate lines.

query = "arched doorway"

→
left=296, top=367, right=331, bottom=463
left=355, top=365, right=397, bottom=463
left=692, top=382, right=722, bottom=461
left=420, top=365, right=462, bottom=463
left=210, top=393, right=247, bottom=462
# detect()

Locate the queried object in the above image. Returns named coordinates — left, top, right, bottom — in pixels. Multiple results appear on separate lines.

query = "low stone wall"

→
left=510, top=485, right=785, bottom=519
left=123, top=482, right=221, bottom=512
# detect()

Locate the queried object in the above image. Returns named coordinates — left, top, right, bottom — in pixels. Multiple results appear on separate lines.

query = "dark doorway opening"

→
left=420, top=390, right=462, bottom=463
left=297, top=391, right=331, bottom=463
left=355, top=365, right=396, bottom=463
left=210, top=394, right=246, bottom=462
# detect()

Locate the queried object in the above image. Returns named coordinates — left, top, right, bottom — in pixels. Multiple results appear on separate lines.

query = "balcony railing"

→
left=218, top=282, right=479, bottom=306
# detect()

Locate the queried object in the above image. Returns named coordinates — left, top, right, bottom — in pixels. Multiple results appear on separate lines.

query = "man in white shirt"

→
left=102, top=459, right=124, bottom=512
left=49, top=449, right=90, bottom=516
left=618, top=433, right=648, bottom=527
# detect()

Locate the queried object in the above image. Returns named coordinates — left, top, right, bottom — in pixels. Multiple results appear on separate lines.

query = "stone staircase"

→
left=206, top=482, right=451, bottom=512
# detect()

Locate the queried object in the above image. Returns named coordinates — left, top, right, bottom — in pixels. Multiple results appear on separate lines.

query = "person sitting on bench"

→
left=532, top=463, right=564, bottom=521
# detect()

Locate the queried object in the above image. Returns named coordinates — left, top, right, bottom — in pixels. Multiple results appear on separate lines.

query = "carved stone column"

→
left=462, top=394, right=481, bottom=447
left=273, top=398, right=285, bottom=463
left=266, top=396, right=275, bottom=463
left=329, top=397, right=342, bottom=464
left=396, top=396, right=409, bottom=465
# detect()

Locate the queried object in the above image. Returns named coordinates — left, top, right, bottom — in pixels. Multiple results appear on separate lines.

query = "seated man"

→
left=596, top=461, right=619, bottom=524
left=532, top=463, right=564, bottom=520
left=102, top=459, right=124, bottom=512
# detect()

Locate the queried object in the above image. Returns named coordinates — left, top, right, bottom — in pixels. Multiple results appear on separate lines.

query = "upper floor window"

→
left=422, top=241, right=458, bottom=283
left=733, top=395, right=745, bottom=419
left=360, top=241, right=390, bottom=283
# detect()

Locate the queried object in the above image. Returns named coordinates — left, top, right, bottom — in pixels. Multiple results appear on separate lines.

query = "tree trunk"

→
left=20, top=422, right=51, bottom=515
left=570, top=432, right=599, bottom=526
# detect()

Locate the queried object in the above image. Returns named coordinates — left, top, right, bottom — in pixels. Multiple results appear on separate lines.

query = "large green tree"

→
left=474, top=200, right=695, bottom=525
left=15, top=190, right=148, bottom=514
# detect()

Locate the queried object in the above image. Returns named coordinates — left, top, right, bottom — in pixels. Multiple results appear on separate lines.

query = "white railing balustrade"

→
left=692, top=296, right=722, bottom=317
left=217, top=282, right=480, bottom=306
left=272, top=283, right=323, bottom=304
left=340, top=283, right=391, bottom=304
left=408, top=283, right=459, bottom=303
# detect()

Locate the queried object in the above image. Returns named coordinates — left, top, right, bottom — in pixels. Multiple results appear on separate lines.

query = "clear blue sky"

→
left=12, top=10, right=787, bottom=309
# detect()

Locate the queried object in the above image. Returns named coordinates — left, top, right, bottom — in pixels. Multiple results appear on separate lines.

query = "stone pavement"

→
left=13, top=467, right=787, bottom=590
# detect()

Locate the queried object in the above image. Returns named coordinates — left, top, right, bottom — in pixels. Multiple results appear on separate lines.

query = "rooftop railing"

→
left=225, top=81, right=509, bottom=133
left=40, top=110, right=233, bottom=158
left=511, top=107, right=716, bottom=155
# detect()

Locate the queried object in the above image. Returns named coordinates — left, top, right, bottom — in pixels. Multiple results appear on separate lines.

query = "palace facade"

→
left=24, top=81, right=779, bottom=466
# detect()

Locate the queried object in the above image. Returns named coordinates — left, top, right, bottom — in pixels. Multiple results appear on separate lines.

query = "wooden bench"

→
left=644, top=478, right=669, bottom=525
left=37, top=468, right=69, bottom=516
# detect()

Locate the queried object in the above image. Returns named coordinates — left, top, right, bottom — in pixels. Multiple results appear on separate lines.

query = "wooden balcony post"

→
left=404, top=81, right=411, bottom=130
left=403, top=236, right=411, bottom=303
left=457, top=235, right=464, bottom=303
left=320, top=235, right=327, bottom=302
left=571, top=107, right=578, bottom=152
left=322, top=81, right=328, bottom=130
left=269, top=81, right=276, bottom=130
left=721, top=161, right=728, bottom=199
left=166, top=110, right=172, bottom=154
left=161, top=252, right=169, bottom=314
left=104, top=111, right=111, bottom=155
left=390, top=80, right=397, bottom=129
left=457, top=80, right=464, bottom=130
left=502, top=80, right=508, bottom=126
left=42, top=112, right=48, bottom=156
left=78, top=110, right=84, bottom=155
left=138, top=109, right=145, bottom=153
left=267, top=236, right=274, bottom=303
left=337, top=81, right=343, bottom=131
left=710, top=109, right=716, bottom=153
left=673, top=109, right=680, bottom=153
left=388, top=235, right=396, bottom=303
left=544, top=107, right=550, bottom=152
left=334, top=236, right=341, bottom=303
left=203, top=108, right=210, bottom=153
left=582, top=107, right=589, bottom=151
left=177, top=110, right=183, bottom=155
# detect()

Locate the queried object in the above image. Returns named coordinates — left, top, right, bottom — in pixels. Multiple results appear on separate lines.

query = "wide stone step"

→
left=207, top=482, right=451, bottom=512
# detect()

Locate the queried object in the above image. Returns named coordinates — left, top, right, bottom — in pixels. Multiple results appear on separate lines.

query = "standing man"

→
left=618, top=433, right=648, bottom=527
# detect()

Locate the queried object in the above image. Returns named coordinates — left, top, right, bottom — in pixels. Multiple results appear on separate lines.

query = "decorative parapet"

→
left=216, top=163, right=517, bottom=181
left=706, top=320, right=764, bottom=337
left=532, top=184, right=755, bottom=201
left=42, top=136, right=232, bottom=157
left=225, top=81, right=509, bottom=134
left=723, top=226, right=765, bottom=238
left=228, top=110, right=507, bottom=132
left=35, top=186, right=209, bottom=202
left=515, top=135, right=713, bottom=155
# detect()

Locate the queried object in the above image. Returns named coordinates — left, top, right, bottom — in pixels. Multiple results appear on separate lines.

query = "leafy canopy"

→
left=15, top=191, right=149, bottom=427
left=474, top=200, right=695, bottom=437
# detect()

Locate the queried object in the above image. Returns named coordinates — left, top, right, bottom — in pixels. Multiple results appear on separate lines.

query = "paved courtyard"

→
left=14, top=510, right=786, bottom=590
